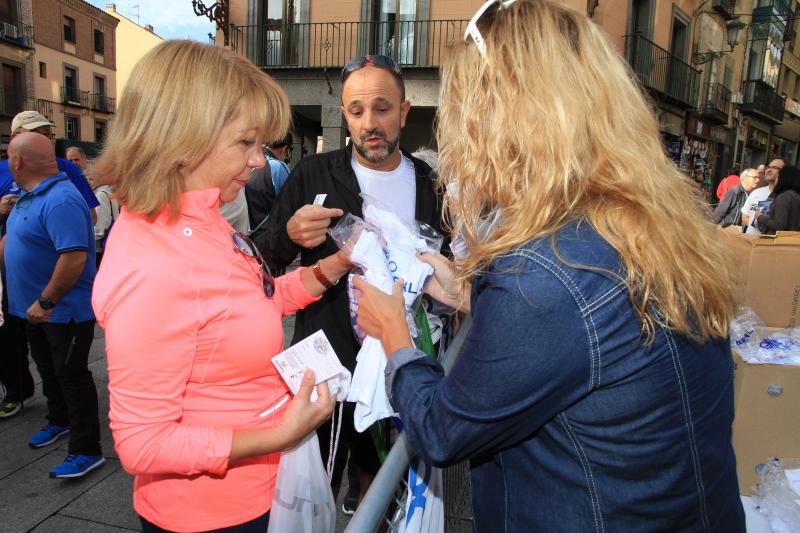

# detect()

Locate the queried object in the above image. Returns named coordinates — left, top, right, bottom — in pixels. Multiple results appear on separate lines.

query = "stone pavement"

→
left=0, top=317, right=354, bottom=533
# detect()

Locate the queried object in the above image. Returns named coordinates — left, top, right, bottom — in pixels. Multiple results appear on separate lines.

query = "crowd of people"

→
left=712, top=158, right=800, bottom=233
left=3, top=0, right=796, bottom=531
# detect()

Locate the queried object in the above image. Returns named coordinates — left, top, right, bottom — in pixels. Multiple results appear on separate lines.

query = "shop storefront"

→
left=682, top=115, right=726, bottom=202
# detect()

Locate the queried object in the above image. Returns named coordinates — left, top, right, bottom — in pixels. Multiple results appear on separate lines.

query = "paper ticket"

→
left=271, top=329, right=342, bottom=395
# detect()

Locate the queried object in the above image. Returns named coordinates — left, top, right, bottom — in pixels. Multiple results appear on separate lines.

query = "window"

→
left=39, top=61, right=46, bottom=78
left=65, top=115, right=80, bottom=140
left=94, top=29, right=104, bottom=54
left=0, top=0, right=18, bottom=22
left=630, top=0, right=654, bottom=38
left=64, top=66, right=79, bottom=104
left=371, top=0, right=417, bottom=64
left=93, top=74, right=105, bottom=96
left=64, top=16, right=75, bottom=43
left=95, top=119, right=107, bottom=144
left=2, top=63, right=22, bottom=116
left=93, top=75, right=107, bottom=111
left=669, top=15, right=689, bottom=62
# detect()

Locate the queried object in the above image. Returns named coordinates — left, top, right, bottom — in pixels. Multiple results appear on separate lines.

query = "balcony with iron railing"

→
left=61, top=86, right=90, bottom=108
left=23, top=98, right=54, bottom=124
left=741, top=79, right=785, bottom=124
left=698, top=82, right=731, bottom=123
left=92, top=93, right=115, bottom=113
left=624, top=33, right=701, bottom=109
left=230, top=19, right=468, bottom=69
left=0, top=16, right=33, bottom=48
left=712, top=0, right=737, bottom=20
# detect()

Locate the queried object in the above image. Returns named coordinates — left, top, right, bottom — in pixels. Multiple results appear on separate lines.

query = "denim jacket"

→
left=386, top=221, right=744, bottom=532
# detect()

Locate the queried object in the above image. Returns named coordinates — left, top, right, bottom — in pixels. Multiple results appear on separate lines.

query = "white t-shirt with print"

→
left=351, top=154, right=416, bottom=224
left=740, top=186, right=772, bottom=235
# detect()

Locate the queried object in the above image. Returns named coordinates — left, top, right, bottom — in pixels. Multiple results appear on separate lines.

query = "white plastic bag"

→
left=397, top=458, right=444, bottom=533
left=267, top=432, right=336, bottom=533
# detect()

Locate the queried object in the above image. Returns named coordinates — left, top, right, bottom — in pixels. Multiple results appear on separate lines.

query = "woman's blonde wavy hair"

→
left=89, top=40, right=290, bottom=220
left=438, top=0, right=736, bottom=341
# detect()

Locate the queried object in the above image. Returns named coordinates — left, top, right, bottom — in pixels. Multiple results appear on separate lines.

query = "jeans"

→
left=26, top=319, right=101, bottom=456
left=140, top=511, right=270, bottom=532
left=0, top=284, right=34, bottom=403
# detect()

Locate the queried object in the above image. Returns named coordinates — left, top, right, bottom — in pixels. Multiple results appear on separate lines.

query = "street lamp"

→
left=693, top=18, right=746, bottom=65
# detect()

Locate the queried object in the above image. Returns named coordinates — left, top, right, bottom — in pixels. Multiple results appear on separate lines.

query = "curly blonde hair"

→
left=438, top=0, right=736, bottom=341
left=90, top=40, right=289, bottom=220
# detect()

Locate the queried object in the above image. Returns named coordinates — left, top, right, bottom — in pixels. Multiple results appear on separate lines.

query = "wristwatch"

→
left=38, top=297, right=55, bottom=310
left=311, top=260, right=338, bottom=289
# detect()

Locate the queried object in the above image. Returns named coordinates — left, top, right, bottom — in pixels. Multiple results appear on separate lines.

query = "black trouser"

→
left=26, top=320, right=101, bottom=455
left=0, top=282, right=34, bottom=403
left=140, top=511, right=269, bottom=532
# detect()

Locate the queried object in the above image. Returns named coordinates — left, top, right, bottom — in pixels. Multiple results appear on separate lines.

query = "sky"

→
left=87, top=0, right=216, bottom=42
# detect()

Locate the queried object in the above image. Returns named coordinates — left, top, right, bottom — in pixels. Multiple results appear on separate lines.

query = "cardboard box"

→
left=718, top=227, right=800, bottom=329
left=732, top=349, right=800, bottom=494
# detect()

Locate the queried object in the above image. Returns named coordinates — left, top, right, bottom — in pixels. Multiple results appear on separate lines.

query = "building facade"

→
left=0, top=0, right=34, bottom=149
left=31, top=0, right=118, bottom=149
left=214, top=0, right=800, bottom=194
left=105, top=3, right=162, bottom=103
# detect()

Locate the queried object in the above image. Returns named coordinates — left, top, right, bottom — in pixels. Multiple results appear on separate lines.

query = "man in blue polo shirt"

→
left=0, top=111, right=99, bottom=220
left=0, top=111, right=100, bottom=419
left=0, top=132, right=103, bottom=478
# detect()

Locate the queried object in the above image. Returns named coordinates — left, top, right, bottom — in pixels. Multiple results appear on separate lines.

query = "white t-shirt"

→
left=351, top=154, right=416, bottom=224
left=740, top=186, right=772, bottom=235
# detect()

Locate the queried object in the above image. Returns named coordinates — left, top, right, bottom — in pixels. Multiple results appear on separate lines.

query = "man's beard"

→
left=353, top=130, right=400, bottom=164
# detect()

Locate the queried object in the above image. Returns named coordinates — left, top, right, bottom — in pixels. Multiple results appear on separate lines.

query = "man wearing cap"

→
left=258, top=54, right=444, bottom=510
left=1, top=111, right=98, bottom=223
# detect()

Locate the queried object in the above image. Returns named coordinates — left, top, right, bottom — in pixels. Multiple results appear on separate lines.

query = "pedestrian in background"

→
left=245, top=132, right=293, bottom=236
left=716, top=165, right=741, bottom=201
left=67, top=146, right=120, bottom=267
left=741, top=158, right=784, bottom=234
left=712, top=167, right=759, bottom=228
left=353, top=0, right=744, bottom=529
left=754, top=165, right=800, bottom=233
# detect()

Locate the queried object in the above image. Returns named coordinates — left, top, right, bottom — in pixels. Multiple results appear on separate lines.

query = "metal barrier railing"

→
left=344, top=316, right=473, bottom=533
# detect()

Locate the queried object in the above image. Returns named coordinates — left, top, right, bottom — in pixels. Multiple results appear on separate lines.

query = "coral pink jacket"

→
left=93, top=189, right=319, bottom=532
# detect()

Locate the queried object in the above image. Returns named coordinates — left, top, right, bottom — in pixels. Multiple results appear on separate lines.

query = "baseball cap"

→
left=11, top=110, right=54, bottom=133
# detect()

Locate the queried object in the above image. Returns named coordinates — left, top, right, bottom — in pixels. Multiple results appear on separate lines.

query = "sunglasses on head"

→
left=341, top=54, right=403, bottom=82
left=464, top=0, right=518, bottom=57
left=231, top=231, right=275, bottom=298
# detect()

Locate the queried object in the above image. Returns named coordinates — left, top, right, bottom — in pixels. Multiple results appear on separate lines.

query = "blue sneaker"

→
left=49, top=453, right=105, bottom=478
left=28, top=423, right=70, bottom=448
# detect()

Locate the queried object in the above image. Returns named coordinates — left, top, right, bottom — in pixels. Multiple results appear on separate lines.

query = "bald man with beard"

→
left=0, top=133, right=104, bottom=478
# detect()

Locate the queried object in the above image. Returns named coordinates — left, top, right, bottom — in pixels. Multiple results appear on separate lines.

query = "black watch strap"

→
left=38, top=297, right=55, bottom=310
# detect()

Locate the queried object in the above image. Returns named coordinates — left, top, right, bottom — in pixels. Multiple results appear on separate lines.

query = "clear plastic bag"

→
left=267, top=432, right=336, bottom=533
left=731, top=308, right=800, bottom=365
left=752, top=459, right=800, bottom=533
left=730, top=307, right=765, bottom=354
left=327, top=199, right=443, bottom=431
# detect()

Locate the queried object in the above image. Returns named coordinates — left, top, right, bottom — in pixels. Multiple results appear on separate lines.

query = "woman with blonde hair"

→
left=91, top=40, right=351, bottom=532
left=353, top=0, right=745, bottom=530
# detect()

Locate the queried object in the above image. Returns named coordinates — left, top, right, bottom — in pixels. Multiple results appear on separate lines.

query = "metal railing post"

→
left=345, top=316, right=473, bottom=533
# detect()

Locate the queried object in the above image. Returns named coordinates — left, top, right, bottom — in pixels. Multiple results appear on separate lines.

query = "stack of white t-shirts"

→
left=346, top=204, right=435, bottom=432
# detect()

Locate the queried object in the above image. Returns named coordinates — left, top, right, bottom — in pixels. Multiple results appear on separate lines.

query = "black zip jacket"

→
left=254, top=145, right=444, bottom=371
